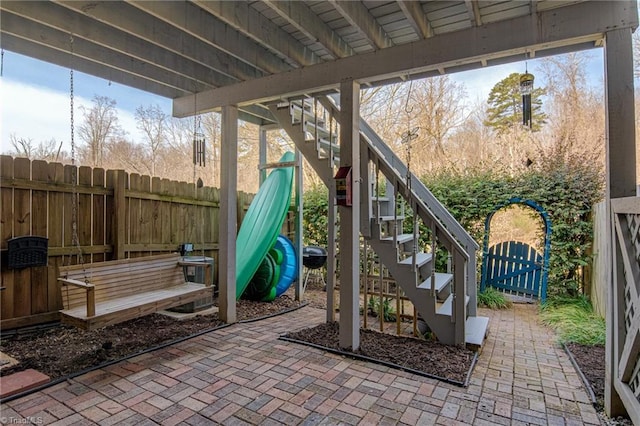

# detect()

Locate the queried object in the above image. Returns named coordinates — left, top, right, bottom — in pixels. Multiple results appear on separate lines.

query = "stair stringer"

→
left=367, top=226, right=459, bottom=345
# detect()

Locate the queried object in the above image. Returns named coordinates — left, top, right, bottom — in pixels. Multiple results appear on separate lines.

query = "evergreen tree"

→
left=484, top=73, right=546, bottom=133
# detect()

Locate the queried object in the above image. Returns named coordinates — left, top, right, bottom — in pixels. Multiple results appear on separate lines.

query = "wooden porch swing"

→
left=57, top=35, right=211, bottom=330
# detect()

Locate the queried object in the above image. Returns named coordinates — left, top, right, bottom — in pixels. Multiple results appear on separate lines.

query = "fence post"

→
left=114, top=170, right=127, bottom=259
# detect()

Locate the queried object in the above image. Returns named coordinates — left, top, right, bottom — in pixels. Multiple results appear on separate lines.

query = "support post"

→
left=338, top=79, right=361, bottom=350
left=604, top=27, right=636, bottom=419
left=294, top=150, right=304, bottom=301
left=219, top=105, right=238, bottom=324
left=327, top=180, right=337, bottom=322
left=258, top=127, right=267, bottom=185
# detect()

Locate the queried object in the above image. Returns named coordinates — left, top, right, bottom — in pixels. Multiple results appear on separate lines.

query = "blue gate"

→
left=480, top=198, right=551, bottom=303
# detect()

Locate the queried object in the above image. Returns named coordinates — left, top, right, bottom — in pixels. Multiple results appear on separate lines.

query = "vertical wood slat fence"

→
left=590, top=201, right=609, bottom=317
left=607, top=196, right=640, bottom=423
left=0, top=156, right=280, bottom=330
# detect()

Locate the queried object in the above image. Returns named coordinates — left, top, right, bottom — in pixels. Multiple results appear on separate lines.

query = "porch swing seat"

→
left=58, top=253, right=212, bottom=330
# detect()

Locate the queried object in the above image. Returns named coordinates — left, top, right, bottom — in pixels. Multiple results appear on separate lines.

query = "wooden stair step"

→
left=417, top=272, right=453, bottom=293
left=371, top=196, right=391, bottom=202
left=380, top=233, right=414, bottom=245
left=465, top=315, right=490, bottom=350
left=398, top=252, right=432, bottom=268
left=437, top=294, right=470, bottom=316
left=377, top=215, right=405, bottom=222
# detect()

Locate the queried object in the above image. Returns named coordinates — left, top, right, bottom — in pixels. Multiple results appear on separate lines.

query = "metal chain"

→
left=1, top=49, right=4, bottom=77
left=401, top=79, right=418, bottom=193
left=69, top=33, right=84, bottom=269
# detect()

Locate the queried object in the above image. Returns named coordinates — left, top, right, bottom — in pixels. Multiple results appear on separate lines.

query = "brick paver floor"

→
left=0, top=304, right=603, bottom=425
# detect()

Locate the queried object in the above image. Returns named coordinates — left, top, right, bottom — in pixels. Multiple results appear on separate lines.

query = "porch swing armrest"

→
left=58, top=278, right=94, bottom=289
left=58, top=278, right=96, bottom=317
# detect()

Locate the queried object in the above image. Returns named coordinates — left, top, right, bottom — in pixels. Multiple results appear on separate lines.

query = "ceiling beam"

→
left=127, top=0, right=292, bottom=74
left=464, top=0, right=482, bottom=27
left=173, top=0, right=637, bottom=117
left=262, top=0, right=353, bottom=59
left=192, top=0, right=321, bottom=67
left=397, top=1, right=434, bottom=39
left=329, top=1, right=393, bottom=50
left=0, top=33, right=186, bottom=99
left=0, top=1, right=235, bottom=90
left=1, top=11, right=207, bottom=93
left=56, top=1, right=272, bottom=79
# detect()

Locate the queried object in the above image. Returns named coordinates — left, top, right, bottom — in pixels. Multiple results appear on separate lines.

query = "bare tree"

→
left=9, top=134, right=65, bottom=161
left=105, top=137, right=149, bottom=174
left=77, top=95, right=124, bottom=167
left=539, top=53, right=605, bottom=167
left=135, top=104, right=167, bottom=177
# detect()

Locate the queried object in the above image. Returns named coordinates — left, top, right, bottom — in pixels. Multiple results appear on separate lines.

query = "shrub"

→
left=477, top=287, right=512, bottom=309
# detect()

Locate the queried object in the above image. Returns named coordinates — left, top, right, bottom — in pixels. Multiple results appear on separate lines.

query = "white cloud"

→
left=0, top=80, right=142, bottom=155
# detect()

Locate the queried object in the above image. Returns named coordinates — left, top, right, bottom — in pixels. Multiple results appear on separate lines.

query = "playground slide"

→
left=235, top=151, right=295, bottom=300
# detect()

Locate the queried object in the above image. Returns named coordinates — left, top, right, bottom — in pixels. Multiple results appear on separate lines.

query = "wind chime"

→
left=520, top=69, right=534, bottom=129
left=193, top=115, right=206, bottom=169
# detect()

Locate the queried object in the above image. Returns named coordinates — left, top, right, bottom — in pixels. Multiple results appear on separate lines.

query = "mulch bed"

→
left=0, top=296, right=303, bottom=381
left=282, top=321, right=477, bottom=386
left=565, top=342, right=605, bottom=409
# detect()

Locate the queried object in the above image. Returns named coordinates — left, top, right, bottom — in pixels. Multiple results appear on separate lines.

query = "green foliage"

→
left=302, top=184, right=329, bottom=247
left=302, top=143, right=603, bottom=300
left=366, top=296, right=396, bottom=322
left=484, top=73, right=547, bottom=133
left=423, top=158, right=603, bottom=298
left=477, top=287, right=512, bottom=309
left=540, top=296, right=605, bottom=345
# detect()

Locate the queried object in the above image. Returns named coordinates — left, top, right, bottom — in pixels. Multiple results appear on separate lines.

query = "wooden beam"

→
left=397, top=1, right=434, bottom=39
left=193, top=0, right=321, bottom=67
left=0, top=13, right=206, bottom=93
left=174, top=1, right=636, bottom=116
left=262, top=0, right=353, bottom=60
left=605, top=28, right=637, bottom=199
left=57, top=1, right=271, bottom=78
left=338, top=80, right=361, bottom=351
left=219, top=105, right=238, bottom=324
left=128, top=0, right=291, bottom=75
left=1, top=1, right=231, bottom=88
left=329, top=0, right=393, bottom=50
left=0, top=33, right=186, bottom=99
left=464, top=0, right=482, bottom=27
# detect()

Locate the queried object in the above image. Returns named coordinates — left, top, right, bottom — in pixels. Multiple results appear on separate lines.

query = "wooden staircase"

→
left=269, top=96, right=489, bottom=348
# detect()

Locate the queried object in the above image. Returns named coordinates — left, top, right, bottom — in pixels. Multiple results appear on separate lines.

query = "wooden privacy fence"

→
left=0, top=156, right=286, bottom=330
left=590, top=201, right=608, bottom=317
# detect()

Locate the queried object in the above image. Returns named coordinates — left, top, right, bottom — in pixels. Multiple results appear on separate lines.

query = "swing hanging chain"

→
left=69, top=33, right=84, bottom=270
left=401, top=79, right=418, bottom=194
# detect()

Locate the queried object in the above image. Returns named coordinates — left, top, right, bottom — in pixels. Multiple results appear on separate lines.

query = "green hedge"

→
left=302, top=156, right=603, bottom=297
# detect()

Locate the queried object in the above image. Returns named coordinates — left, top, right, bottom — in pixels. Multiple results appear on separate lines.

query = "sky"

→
left=0, top=49, right=605, bottom=156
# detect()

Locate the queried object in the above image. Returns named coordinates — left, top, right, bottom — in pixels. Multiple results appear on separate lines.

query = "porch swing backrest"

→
left=58, top=253, right=212, bottom=330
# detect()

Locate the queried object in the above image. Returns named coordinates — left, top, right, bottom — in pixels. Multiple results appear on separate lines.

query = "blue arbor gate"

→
left=480, top=198, right=551, bottom=303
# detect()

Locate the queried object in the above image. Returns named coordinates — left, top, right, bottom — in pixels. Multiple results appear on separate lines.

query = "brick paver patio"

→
left=0, top=304, right=602, bottom=425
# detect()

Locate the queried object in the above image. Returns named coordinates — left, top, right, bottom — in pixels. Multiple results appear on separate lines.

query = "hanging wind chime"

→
left=520, top=69, right=534, bottom=129
left=193, top=117, right=206, bottom=168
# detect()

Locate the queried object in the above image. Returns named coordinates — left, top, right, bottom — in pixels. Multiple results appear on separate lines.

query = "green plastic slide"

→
left=235, top=151, right=295, bottom=299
